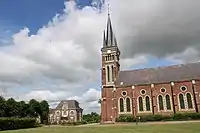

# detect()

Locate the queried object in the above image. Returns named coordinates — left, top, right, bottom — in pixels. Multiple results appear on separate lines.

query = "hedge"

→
left=0, top=117, right=40, bottom=131
left=116, top=113, right=200, bottom=122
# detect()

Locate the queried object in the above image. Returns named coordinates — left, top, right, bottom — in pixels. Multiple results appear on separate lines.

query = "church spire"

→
left=103, top=4, right=117, bottom=48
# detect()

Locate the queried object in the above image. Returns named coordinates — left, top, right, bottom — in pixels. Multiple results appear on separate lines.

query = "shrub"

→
left=172, top=113, right=200, bottom=121
left=116, top=113, right=200, bottom=123
left=0, top=117, right=39, bottom=131
left=116, top=115, right=135, bottom=122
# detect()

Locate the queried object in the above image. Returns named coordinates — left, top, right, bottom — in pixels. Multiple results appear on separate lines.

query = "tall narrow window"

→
left=158, top=95, right=164, bottom=110
left=111, top=65, right=114, bottom=82
left=119, top=98, right=124, bottom=112
left=179, top=94, right=185, bottom=109
left=145, top=96, right=151, bottom=111
left=166, top=95, right=171, bottom=110
left=186, top=93, right=193, bottom=109
left=107, top=66, right=110, bottom=82
left=112, top=55, right=115, bottom=60
left=139, top=97, right=143, bottom=111
left=126, top=98, right=131, bottom=112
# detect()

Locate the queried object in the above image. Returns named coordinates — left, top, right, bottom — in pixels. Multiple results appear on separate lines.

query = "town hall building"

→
left=100, top=13, right=200, bottom=123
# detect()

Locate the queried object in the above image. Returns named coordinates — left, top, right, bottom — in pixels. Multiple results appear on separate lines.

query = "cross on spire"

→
left=108, top=4, right=110, bottom=16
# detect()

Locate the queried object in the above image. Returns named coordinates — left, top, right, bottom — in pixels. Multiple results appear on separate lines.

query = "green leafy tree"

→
left=0, top=96, right=6, bottom=117
left=39, top=100, right=49, bottom=124
left=5, top=98, right=21, bottom=117
left=83, top=112, right=100, bottom=123
left=28, top=99, right=41, bottom=118
left=19, top=101, right=29, bottom=117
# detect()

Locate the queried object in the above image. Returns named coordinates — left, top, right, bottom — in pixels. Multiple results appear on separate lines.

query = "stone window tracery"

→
left=157, top=93, right=172, bottom=112
left=140, top=90, right=146, bottom=95
left=178, top=86, right=194, bottom=111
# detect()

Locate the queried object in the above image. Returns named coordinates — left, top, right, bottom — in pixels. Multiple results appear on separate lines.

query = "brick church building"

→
left=100, top=13, right=200, bottom=123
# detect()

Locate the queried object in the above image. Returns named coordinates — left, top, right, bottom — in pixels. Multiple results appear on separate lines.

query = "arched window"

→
left=111, top=65, right=114, bottom=82
left=186, top=93, right=193, bottom=109
left=138, top=97, right=143, bottom=111
left=126, top=98, right=131, bottom=112
left=166, top=95, right=171, bottom=110
left=145, top=96, right=151, bottom=111
left=119, top=98, right=124, bottom=112
left=107, top=66, right=110, bottom=82
left=179, top=94, right=185, bottom=109
left=158, top=95, right=164, bottom=110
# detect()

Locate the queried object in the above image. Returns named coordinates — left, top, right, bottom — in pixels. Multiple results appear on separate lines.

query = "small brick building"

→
left=100, top=13, right=200, bottom=123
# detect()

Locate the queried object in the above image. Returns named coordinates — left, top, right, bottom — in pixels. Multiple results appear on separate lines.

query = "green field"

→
left=2, top=122, right=200, bottom=133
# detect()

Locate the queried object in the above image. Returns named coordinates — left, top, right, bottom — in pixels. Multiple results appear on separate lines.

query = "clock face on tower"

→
left=107, top=50, right=111, bottom=54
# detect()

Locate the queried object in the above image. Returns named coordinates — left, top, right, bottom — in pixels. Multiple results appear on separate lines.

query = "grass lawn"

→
left=2, top=122, right=200, bottom=133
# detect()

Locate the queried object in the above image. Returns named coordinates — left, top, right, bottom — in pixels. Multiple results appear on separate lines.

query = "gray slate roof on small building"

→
left=115, top=62, right=200, bottom=86
left=55, top=100, right=83, bottom=110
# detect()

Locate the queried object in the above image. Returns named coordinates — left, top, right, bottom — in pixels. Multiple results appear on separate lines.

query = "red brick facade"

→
left=100, top=13, right=200, bottom=123
left=101, top=80, right=200, bottom=123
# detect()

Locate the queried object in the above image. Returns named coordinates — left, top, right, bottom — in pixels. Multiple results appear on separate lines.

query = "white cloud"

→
left=166, top=47, right=200, bottom=64
left=22, top=88, right=101, bottom=114
left=121, top=55, right=148, bottom=70
left=67, top=88, right=101, bottom=113
left=23, top=90, right=71, bottom=102
left=0, top=0, right=199, bottom=113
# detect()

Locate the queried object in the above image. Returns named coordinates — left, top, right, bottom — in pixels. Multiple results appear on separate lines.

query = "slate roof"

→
left=115, top=62, right=200, bottom=86
left=55, top=100, right=83, bottom=110
left=49, top=109, right=55, bottom=114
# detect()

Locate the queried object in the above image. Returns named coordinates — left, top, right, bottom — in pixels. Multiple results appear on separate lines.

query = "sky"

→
left=0, top=0, right=200, bottom=114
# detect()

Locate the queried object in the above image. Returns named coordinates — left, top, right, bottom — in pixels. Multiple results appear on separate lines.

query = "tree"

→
left=19, top=101, right=29, bottom=117
left=39, top=100, right=49, bottom=124
left=82, top=112, right=100, bottom=123
left=0, top=96, right=6, bottom=117
left=0, top=96, right=49, bottom=121
left=98, top=99, right=101, bottom=104
left=5, top=98, right=20, bottom=117
left=28, top=99, right=41, bottom=118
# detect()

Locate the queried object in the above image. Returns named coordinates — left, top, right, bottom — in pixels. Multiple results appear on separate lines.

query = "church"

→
left=100, top=13, right=200, bottom=123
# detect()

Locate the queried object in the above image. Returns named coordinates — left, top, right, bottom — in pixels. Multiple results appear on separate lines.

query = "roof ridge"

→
left=120, top=61, right=200, bottom=72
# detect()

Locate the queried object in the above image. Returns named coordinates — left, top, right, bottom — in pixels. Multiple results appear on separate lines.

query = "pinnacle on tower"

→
left=103, top=4, right=118, bottom=48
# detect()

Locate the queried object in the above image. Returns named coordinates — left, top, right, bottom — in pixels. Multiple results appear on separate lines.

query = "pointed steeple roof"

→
left=103, top=6, right=118, bottom=48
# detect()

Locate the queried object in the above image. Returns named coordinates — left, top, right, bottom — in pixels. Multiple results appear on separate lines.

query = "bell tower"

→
left=100, top=9, right=120, bottom=123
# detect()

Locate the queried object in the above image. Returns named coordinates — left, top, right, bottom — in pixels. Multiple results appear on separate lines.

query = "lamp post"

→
left=171, top=82, right=176, bottom=114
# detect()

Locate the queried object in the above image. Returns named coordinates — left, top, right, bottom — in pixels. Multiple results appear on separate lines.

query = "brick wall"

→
left=100, top=80, right=200, bottom=122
